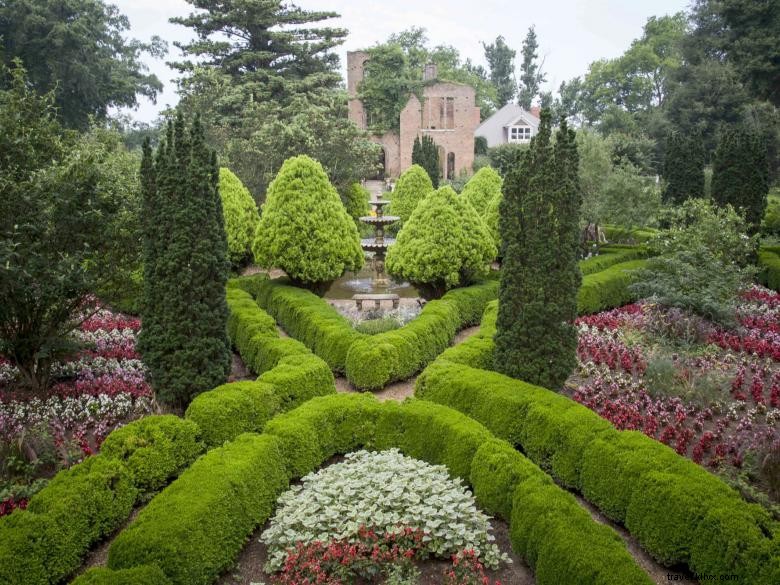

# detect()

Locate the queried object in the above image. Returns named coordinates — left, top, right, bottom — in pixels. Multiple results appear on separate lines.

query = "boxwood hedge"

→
left=577, top=259, right=647, bottom=314
left=758, top=245, right=780, bottom=291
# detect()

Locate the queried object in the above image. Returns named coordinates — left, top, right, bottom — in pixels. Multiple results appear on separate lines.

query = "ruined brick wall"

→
left=346, top=51, right=480, bottom=179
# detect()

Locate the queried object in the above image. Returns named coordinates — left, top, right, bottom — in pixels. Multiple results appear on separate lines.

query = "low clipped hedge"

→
left=577, top=259, right=646, bottom=314
left=0, top=455, right=138, bottom=585
left=186, top=285, right=335, bottom=447
left=71, top=566, right=172, bottom=585
left=344, top=279, right=499, bottom=389
left=602, top=225, right=659, bottom=244
left=758, top=245, right=780, bottom=291
left=108, top=433, right=289, bottom=585
left=579, top=244, right=648, bottom=276
left=263, top=395, right=651, bottom=585
left=247, top=277, right=364, bottom=372
left=416, top=356, right=780, bottom=584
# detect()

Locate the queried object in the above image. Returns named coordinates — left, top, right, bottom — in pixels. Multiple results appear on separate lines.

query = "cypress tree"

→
left=662, top=130, right=705, bottom=204
left=494, top=109, right=581, bottom=389
left=412, top=134, right=441, bottom=188
left=712, top=124, right=769, bottom=233
left=138, top=114, right=231, bottom=408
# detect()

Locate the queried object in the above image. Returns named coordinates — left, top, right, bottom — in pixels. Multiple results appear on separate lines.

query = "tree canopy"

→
left=483, top=36, right=516, bottom=108
left=0, top=0, right=165, bottom=129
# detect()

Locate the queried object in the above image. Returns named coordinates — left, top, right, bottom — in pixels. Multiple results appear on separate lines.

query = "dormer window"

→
left=509, top=125, right=532, bottom=143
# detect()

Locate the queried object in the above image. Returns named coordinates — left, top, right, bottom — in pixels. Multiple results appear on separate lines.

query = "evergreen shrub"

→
left=662, top=130, right=705, bottom=203
left=461, top=166, right=502, bottom=215
left=252, top=155, right=364, bottom=290
left=219, top=167, right=260, bottom=268
left=340, top=182, right=371, bottom=225
left=389, top=164, right=434, bottom=226
left=758, top=246, right=780, bottom=291
left=577, top=259, right=647, bottom=314
left=71, top=566, right=172, bottom=585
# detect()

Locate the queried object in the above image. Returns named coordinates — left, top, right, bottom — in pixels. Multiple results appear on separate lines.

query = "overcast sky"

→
left=116, top=0, right=693, bottom=123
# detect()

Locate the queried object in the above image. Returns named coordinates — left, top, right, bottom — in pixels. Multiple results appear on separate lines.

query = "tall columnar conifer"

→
left=412, top=135, right=441, bottom=188
left=138, top=114, right=231, bottom=408
left=712, top=124, right=769, bottom=233
left=494, top=109, right=581, bottom=389
left=662, top=130, right=705, bottom=204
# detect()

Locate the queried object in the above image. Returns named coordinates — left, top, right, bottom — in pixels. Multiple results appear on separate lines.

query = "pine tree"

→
left=138, top=114, right=231, bottom=408
left=662, top=130, right=705, bottom=204
left=712, top=124, right=769, bottom=233
left=517, top=26, right=547, bottom=110
left=494, top=109, right=581, bottom=389
left=412, top=134, right=441, bottom=188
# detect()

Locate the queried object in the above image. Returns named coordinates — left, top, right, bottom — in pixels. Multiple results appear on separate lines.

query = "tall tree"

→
left=712, top=124, right=769, bottom=232
left=138, top=115, right=231, bottom=408
left=412, top=135, right=441, bottom=188
left=0, top=64, right=139, bottom=392
left=494, top=109, right=581, bottom=389
left=517, top=26, right=547, bottom=110
left=0, top=0, right=165, bottom=129
left=662, top=130, right=705, bottom=203
left=483, top=36, right=516, bottom=108
left=170, top=0, right=346, bottom=106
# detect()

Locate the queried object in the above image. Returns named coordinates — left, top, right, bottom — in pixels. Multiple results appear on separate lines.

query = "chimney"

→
left=423, top=62, right=438, bottom=81
left=529, top=106, right=542, bottom=119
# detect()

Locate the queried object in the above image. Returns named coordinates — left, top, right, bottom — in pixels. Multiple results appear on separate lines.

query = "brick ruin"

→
left=347, top=51, right=481, bottom=180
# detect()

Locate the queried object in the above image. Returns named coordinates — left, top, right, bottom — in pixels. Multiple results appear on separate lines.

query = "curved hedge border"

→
left=580, top=244, right=648, bottom=276
left=0, top=284, right=334, bottom=584
left=0, top=416, right=203, bottom=585
left=185, top=285, right=335, bottom=447
left=344, top=279, right=499, bottom=389
left=104, top=394, right=652, bottom=585
left=602, top=225, right=659, bottom=244
left=758, top=245, right=780, bottom=291
left=577, top=259, right=646, bottom=314
left=415, top=329, right=780, bottom=583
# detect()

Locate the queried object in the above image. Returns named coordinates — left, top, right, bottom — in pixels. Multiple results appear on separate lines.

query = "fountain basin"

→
left=324, top=266, right=419, bottom=299
left=361, top=237, right=396, bottom=252
left=359, top=215, right=400, bottom=225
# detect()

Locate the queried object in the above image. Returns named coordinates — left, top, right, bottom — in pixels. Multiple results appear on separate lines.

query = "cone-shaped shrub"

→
left=483, top=192, right=502, bottom=252
left=494, top=109, right=581, bottom=389
left=219, top=168, right=259, bottom=268
left=252, top=155, right=364, bottom=291
left=340, top=182, right=370, bottom=226
left=712, top=125, right=769, bottom=233
left=387, top=186, right=495, bottom=299
left=390, top=164, right=435, bottom=226
left=462, top=166, right=503, bottom=216
left=138, top=115, right=231, bottom=408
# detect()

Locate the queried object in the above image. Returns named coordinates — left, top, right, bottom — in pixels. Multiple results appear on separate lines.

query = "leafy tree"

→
left=461, top=167, right=503, bottom=216
left=662, top=130, right=705, bottom=203
left=170, top=0, right=345, bottom=106
left=252, top=155, right=364, bottom=291
left=712, top=124, right=769, bottom=233
left=483, top=36, right=516, bottom=108
left=138, top=115, right=231, bottom=408
left=390, top=164, right=434, bottom=226
left=340, top=183, right=371, bottom=227
left=517, top=26, right=547, bottom=110
left=494, top=110, right=581, bottom=389
left=219, top=167, right=260, bottom=268
left=578, top=130, right=613, bottom=227
left=386, top=186, right=495, bottom=299
left=0, top=0, right=165, bottom=129
left=412, top=135, right=441, bottom=188
left=600, top=161, right=662, bottom=228
left=0, top=64, right=139, bottom=392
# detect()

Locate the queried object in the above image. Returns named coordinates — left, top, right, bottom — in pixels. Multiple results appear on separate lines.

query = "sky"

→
left=115, top=0, right=693, bottom=123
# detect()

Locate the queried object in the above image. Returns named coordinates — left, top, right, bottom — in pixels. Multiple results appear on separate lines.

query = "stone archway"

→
left=371, top=147, right=386, bottom=180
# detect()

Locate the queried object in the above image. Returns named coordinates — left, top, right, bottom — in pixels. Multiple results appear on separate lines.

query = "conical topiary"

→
left=461, top=166, right=503, bottom=216
left=340, top=182, right=371, bottom=226
left=482, top=191, right=502, bottom=255
left=386, top=185, right=495, bottom=299
left=390, top=164, right=434, bottom=226
left=219, top=167, right=260, bottom=268
left=252, top=155, right=364, bottom=291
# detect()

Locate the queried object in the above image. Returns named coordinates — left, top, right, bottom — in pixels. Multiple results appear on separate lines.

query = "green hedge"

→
left=186, top=286, right=336, bottom=447
left=0, top=455, right=137, bottom=585
left=758, top=245, right=780, bottom=291
left=248, top=277, right=364, bottom=372
left=344, top=279, right=499, bottom=389
left=416, top=358, right=780, bottom=583
left=71, top=565, right=172, bottom=585
left=602, top=225, right=659, bottom=244
left=108, top=433, right=289, bottom=585
left=577, top=259, right=647, bottom=314
left=99, top=415, right=203, bottom=496
left=579, top=245, right=649, bottom=276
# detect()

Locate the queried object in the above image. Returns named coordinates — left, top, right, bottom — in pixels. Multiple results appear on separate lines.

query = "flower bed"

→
left=0, top=307, right=153, bottom=514
left=569, top=287, right=780, bottom=508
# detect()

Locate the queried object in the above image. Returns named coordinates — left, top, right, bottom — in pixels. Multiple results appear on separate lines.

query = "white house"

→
left=475, top=103, right=541, bottom=148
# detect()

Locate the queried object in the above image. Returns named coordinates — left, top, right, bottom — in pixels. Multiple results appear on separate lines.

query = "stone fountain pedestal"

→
left=359, top=193, right=399, bottom=288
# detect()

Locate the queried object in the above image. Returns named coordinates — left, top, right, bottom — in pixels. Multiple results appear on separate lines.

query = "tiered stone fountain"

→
left=359, top=191, right=399, bottom=287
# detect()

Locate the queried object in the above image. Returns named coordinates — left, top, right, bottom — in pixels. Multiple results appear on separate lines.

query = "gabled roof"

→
left=475, top=102, right=540, bottom=134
